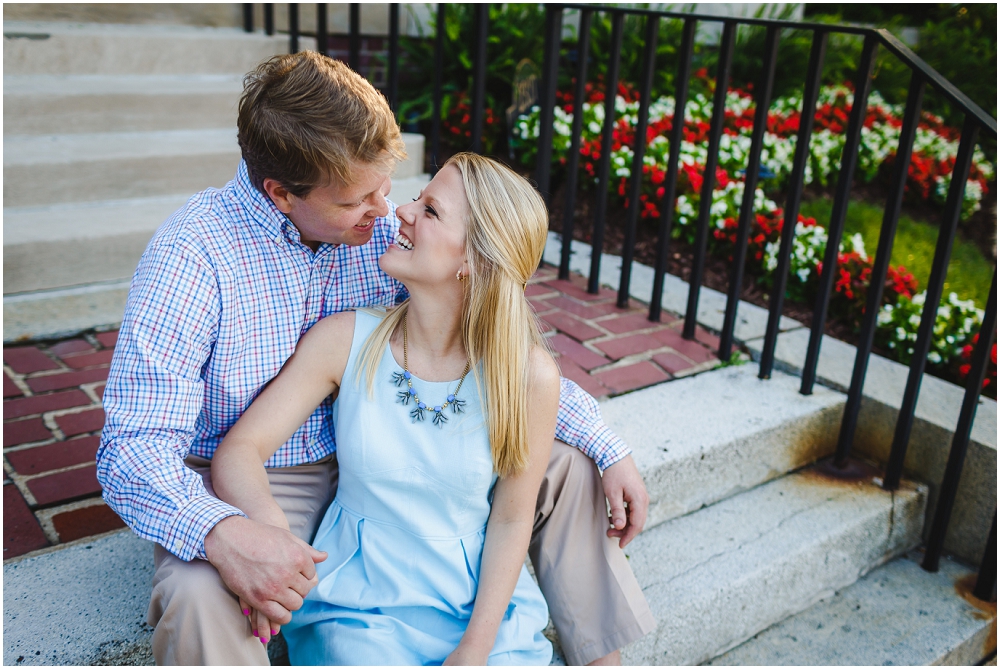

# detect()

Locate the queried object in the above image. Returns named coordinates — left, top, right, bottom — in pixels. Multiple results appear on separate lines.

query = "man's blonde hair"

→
left=238, top=51, right=407, bottom=196
left=356, top=154, right=551, bottom=478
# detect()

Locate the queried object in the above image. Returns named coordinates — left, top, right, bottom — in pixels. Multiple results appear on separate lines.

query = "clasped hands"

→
left=204, top=515, right=327, bottom=645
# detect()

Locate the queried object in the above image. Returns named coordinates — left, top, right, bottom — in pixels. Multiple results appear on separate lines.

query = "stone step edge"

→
left=620, top=467, right=928, bottom=665
left=706, top=549, right=995, bottom=666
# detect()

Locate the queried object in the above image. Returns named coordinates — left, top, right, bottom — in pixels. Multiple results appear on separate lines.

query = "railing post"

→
left=649, top=18, right=696, bottom=322
left=833, top=71, right=926, bottom=467
left=349, top=3, right=361, bottom=71
left=922, top=272, right=996, bottom=572
left=387, top=4, right=400, bottom=113
left=289, top=4, right=299, bottom=54
left=618, top=14, right=659, bottom=308
left=263, top=4, right=274, bottom=35
left=883, top=115, right=981, bottom=483
left=799, top=33, right=878, bottom=394
left=587, top=10, right=624, bottom=294
left=718, top=24, right=779, bottom=361
left=535, top=4, right=564, bottom=207
left=973, top=513, right=997, bottom=602
left=430, top=4, right=445, bottom=175
left=682, top=20, right=736, bottom=339
left=243, top=4, right=254, bottom=32
left=759, top=30, right=827, bottom=377
left=316, top=3, right=327, bottom=55
left=559, top=9, right=593, bottom=280
left=470, top=4, right=489, bottom=153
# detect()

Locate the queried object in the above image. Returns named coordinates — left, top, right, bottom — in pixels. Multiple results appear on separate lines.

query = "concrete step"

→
left=620, top=466, right=927, bottom=665
left=4, top=74, right=243, bottom=135
left=2, top=174, right=431, bottom=342
left=3, top=128, right=243, bottom=207
left=3, top=21, right=312, bottom=76
left=707, top=551, right=996, bottom=666
left=602, top=363, right=846, bottom=530
left=3, top=129, right=426, bottom=208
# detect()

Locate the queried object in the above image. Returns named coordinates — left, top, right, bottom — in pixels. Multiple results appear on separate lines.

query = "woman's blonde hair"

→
left=356, top=153, right=549, bottom=477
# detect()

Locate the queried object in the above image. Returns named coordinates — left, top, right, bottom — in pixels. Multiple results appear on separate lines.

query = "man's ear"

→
left=263, top=178, right=295, bottom=214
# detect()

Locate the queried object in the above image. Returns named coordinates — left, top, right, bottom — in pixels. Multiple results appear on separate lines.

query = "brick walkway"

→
left=2, top=264, right=720, bottom=560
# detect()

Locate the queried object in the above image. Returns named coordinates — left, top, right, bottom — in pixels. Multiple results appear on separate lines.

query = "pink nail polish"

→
left=271, top=629, right=279, bottom=636
left=252, top=630, right=259, bottom=637
left=242, top=609, right=250, bottom=616
left=260, top=638, right=269, bottom=645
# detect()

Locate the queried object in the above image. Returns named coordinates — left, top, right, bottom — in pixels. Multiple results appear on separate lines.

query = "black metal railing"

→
left=243, top=3, right=997, bottom=600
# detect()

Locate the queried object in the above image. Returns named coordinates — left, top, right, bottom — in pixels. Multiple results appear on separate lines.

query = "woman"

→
left=212, top=153, right=559, bottom=665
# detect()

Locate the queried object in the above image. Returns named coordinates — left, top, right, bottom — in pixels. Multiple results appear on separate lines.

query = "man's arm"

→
left=554, top=377, right=649, bottom=548
left=98, top=239, right=244, bottom=561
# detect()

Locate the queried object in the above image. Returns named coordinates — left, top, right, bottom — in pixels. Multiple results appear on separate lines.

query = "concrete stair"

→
left=3, top=20, right=429, bottom=342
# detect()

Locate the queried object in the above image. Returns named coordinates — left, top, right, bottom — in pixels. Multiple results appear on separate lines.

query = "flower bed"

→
left=509, top=75, right=996, bottom=393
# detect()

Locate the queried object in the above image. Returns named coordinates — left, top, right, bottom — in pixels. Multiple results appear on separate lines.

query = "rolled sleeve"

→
left=554, top=377, right=631, bottom=471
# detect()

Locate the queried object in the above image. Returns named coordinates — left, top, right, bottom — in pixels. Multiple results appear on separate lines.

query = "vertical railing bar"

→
left=470, top=4, right=489, bottom=153
left=289, top=3, right=300, bottom=54
left=682, top=20, right=736, bottom=339
left=587, top=10, right=624, bottom=294
left=559, top=9, right=593, bottom=280
left=973, top=512, right=997, bottom=601
left=535, top=5, right=565, bottom=207
left=387, top=4, right=400, bottom=113
left=922, top=271, right=996, bottom=572
left=618, top=15, right=660, bottom=308
left=839, top=72, right=925, bottom=468
left=349, top=3, right=361, bottom=71
left=799, top=34, right=878, bottom=394
left=650, top=18, right=696, bottom=321
left=430, top=4, right=445, bottom=175
left=243, top=4, right=254, bottom=32
left=759, top=29, right=827, bottom=377
left=884, top=115, right=981, bottom=480
left=718, top=25, right=780, bottom=360
left=264, top=4, right=275, bottom=35
left=316, top=3, right=327, bottom=55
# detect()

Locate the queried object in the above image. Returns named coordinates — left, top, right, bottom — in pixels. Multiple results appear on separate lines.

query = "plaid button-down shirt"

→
left=97, top=161, right=630, bottom=562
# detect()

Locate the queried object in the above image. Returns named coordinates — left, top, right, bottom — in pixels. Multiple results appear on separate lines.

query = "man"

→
left=98, top=51, right=654, bottom=666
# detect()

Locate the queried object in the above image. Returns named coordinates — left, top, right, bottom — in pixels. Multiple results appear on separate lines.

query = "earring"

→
left=456, top=270, right=466, bottom=282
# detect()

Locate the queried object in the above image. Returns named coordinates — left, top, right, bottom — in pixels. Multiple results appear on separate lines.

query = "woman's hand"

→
left=240, top=597, right=280, bottom=646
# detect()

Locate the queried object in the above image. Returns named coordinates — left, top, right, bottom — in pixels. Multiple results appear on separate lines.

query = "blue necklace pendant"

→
left=391, top=317, right=470, bottom=428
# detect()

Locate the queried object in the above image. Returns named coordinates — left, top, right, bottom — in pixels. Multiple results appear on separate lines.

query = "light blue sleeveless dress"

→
left=283, top=310, right=552, bottom=666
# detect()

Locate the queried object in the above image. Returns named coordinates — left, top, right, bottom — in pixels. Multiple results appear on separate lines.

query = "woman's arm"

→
left=211, top=311, right=357, bottom=528
left=446, top=346, right=560, bottom=665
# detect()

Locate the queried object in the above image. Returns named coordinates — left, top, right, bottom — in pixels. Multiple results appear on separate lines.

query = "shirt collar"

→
left=232, top=160, right=302, bottom=246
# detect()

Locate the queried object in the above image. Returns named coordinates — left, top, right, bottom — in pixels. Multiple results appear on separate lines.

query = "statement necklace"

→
left=391, top=315, right=471, bottom=427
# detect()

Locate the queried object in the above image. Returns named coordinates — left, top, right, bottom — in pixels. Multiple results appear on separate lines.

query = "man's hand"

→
left=204, top=515, right=327, bottom=625
left=601, top=455, right=648, bottom=548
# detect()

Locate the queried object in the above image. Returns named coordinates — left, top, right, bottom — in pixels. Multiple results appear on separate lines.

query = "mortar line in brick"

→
left=80, top=383, right=106, bottom=404
left=42, top=403, right=103, bottom=420
left=7, top=474, right=40, bottom=507
left=4, top=438, right=62, bottom=454
left=82, top=333, right=105, bottom=350
left=11, top=459, right=99, bottom=485
left=3, top=366, right=33, bottom=396
left=40, top=415, right=68, bottom=441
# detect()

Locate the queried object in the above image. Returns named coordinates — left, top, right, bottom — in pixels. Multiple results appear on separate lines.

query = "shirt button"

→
left=174, top=540, right=183, bottom=552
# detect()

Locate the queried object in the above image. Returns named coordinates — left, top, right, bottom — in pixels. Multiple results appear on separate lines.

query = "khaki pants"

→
left=147, top=443, right=655, bottom=666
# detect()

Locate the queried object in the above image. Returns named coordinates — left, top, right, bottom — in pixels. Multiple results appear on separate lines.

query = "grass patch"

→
left=799, top=197, right=994, bottom=308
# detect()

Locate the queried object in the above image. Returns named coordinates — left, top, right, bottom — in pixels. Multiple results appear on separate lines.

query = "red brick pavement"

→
left=2, top=264, right=720, bottom=559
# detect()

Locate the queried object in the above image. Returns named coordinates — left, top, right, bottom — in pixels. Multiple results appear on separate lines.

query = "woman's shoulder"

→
left=527, top=345, right=560, bottom=400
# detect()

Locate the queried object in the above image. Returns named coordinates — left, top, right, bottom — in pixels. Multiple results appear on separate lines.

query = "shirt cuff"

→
left=164, top=494, right=247, bottom=562
left=587, top=424, right=631, bottom=472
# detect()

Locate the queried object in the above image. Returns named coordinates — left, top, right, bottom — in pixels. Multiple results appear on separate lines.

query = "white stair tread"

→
left=4, top=128, right=239, bottom=165
left=621, top=468, right=926, bottom=665
left=707, top=551, right=994, bottom=666
left=4, top=73, right=244, bottom=96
